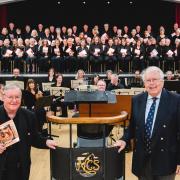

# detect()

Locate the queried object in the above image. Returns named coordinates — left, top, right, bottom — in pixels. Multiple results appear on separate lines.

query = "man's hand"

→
left=176, top=165, right=180, bottom=175
left=114, top=140, right=126, bottom=153
left=0, top=144, right=6, bottom=154
left=46, top=140, right=57, bottom=149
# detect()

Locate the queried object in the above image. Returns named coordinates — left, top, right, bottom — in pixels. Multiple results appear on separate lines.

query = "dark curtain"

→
left=176, top=4, right=180, bottom=26
left=0, top=5, right=7, bottom=28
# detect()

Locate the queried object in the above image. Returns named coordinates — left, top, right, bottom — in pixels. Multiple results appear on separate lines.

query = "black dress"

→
left=50, top=83, right=68, bottom=117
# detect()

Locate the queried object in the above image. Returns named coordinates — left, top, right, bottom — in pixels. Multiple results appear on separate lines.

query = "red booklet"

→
left=0, top=120, right=20, bottom=147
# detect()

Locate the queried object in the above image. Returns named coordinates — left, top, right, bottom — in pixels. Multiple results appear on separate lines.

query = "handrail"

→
left=47, top=111, right=128, bottom=124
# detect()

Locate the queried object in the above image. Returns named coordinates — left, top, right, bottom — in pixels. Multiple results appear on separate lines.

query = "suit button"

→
left=160, top=137, right=164, bottom=141
left=161, top=149, right=164, bottom=152
left=136, top=138, right=138, bottom=142
left=163, top=125, right=166, bottom=128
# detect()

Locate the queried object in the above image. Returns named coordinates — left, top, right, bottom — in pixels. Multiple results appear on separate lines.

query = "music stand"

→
left=71, top=80, right=88, bottom=89
left=35, top=95, right=54, bottom=110
left=35, top=95, right=59, bottom=138
left=164, top=80, right=180, bottom=93
left=131, top=87, right=145, bottom=95
left=5, top=80, right=24, bottom=90
left=42, top=82, right=54, bottom=92
left=64, top=91, right=116, bottom=116
left=77, top=85, right=98, bottom=91
left=112, top=89, right=134, bottom=95
left=50, top=87, right=70, bottom=97
left=62, top=92, right=119, bottom=180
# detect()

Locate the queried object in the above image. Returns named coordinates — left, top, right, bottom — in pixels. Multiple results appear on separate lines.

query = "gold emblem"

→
left=75, top=152, right=100, bottom=177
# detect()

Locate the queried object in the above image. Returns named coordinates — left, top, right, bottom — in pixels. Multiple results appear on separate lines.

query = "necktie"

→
left=144, top=97, right=157, bottom=153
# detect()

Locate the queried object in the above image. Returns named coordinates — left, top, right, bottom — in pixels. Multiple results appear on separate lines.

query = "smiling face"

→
left=97, top=80, right=106, bottom=92
left=144, top=71, right=164, bottom=97
left=3, top=87, right=21, bottom=113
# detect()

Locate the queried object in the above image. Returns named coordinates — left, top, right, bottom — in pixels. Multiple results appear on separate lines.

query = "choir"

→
left=0, top=22, right=179, bottom=74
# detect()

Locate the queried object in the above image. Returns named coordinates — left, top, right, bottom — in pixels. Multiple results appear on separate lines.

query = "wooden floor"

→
left=30, top=123, right=180, bottom=180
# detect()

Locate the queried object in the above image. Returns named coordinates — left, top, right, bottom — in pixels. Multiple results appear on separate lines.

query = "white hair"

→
left=4, top=84, right=22, bottom=96
left=141, top=66, right=164, bottom=82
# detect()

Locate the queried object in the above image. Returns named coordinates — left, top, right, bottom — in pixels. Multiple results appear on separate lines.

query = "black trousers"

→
left=138, top=157, right=176, bottom=180
left=1, top=163, right=21, bottom=180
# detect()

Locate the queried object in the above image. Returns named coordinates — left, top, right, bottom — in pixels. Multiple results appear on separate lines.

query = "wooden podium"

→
left=47, top=113, right=128, bottom=180
left=79, top=95, right=132, bottom=126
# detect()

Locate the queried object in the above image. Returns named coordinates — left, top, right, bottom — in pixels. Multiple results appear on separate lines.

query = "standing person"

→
left=0, top=84, right=57, bottom=180
left=114, top=66, right=180, bottom=180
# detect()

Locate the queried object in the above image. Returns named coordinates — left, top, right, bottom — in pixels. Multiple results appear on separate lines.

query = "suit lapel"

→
left=137, top=92, right=148, bottom=139
left=151, top=90, right=168, bottom=140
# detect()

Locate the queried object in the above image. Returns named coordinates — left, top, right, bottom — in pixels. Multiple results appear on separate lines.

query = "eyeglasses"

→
left=144, top=78, right=163, bottom=84
left=4, top=95, right=21, bottom=101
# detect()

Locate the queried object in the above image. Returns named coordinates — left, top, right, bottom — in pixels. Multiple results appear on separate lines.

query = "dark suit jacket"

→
left=0, top=106, right=47, bottom=180
left=122, top=89, right=180, bottom=176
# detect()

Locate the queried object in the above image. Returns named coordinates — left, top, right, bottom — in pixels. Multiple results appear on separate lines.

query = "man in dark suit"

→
left=115, top=66, right=180, bottom=180
left=0, top=84, right=57, bottom=180
left=10, top=68, right=24, bottom=81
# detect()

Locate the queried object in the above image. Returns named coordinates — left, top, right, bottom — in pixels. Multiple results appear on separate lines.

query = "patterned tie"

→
left=144, top=97, right=157, bottom=153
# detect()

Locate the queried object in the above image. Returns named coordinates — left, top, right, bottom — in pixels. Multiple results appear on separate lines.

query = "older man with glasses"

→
left=0, top=84, right=57, bottom=180
left=115, top=66, right=180, bottom=180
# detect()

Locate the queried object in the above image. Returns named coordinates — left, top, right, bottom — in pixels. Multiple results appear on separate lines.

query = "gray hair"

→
left=141, top=66, right=164, bottom=82
left=111, top=74, right=119, bottom=79
left=4, top=84, right=22, bottom=96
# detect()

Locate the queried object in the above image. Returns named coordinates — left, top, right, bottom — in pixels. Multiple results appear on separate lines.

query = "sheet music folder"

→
left=64, top=90, right=116, bottom=104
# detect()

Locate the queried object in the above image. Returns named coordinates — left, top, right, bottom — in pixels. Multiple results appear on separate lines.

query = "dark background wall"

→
left=6, top=0, right=175, bottom=34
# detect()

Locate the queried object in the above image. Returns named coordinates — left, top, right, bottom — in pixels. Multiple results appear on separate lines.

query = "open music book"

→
left=0, top=120, right=20, bottom=147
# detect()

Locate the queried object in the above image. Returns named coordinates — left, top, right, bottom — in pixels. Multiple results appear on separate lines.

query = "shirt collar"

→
left=147, top=91, right=162, bottom=100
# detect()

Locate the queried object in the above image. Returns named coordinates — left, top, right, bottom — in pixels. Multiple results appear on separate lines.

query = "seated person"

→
left=165, top=70, right=176, bottom=80
left=174, top=70, right=180, bottom=80
left=23, top=79, right=46, bottom=133
left=50, top=73, right=68, bottom=117
left=45, top=68, right=56, bottom=82
left=10, top=68, right=24, bottom=81
left=104, top=69, right=113, bottom=86
left=91, top=74, right=100, bottom=85
left=125, top=70, right=143, bottom=88
left=77, top=80, right=113, bottom=147
left=75, top=69, right=86, bottom=81
left=42, top=68, right=56, bottom=96
left=107, top=74, right=124, bottom=90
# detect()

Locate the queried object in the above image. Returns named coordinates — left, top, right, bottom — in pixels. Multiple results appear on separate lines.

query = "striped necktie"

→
left=144, top=97, right=157, bottom=153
